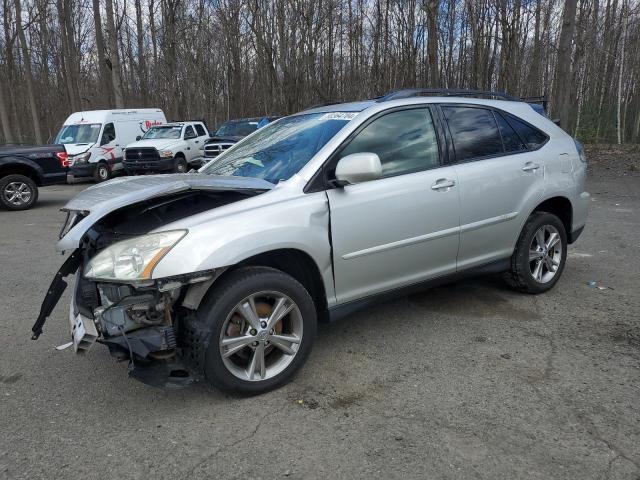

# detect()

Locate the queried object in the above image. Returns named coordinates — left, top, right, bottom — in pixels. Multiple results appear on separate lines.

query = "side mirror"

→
left=333, top=152, right=382, bottom=186
left=136, top=135, right=142, bottom=141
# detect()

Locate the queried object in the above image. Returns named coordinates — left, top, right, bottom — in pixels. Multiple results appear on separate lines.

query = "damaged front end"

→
left=32, top=175, right=272, bottom=388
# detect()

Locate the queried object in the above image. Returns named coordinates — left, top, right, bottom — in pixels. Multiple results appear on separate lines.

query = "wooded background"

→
left=0, top=0, right=638, bottom=145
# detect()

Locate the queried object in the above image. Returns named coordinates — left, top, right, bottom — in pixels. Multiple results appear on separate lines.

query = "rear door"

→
left=441, top=105, right=546, bottom=270
left=326, top=107, right=460, bottom=304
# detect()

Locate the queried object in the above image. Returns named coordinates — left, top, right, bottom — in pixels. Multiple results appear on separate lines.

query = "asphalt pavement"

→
left=0, top=153, right=638, bottom=479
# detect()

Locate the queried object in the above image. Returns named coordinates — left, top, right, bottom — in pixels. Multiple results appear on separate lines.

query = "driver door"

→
left=99, top=122, right=122, bottom=170
left=183, top=125, right=198, bottom=161
left=326, top=107, right=460, bottom=304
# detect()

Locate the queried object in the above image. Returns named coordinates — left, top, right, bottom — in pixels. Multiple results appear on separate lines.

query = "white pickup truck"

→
left=123, top=121, right=209, bottom=174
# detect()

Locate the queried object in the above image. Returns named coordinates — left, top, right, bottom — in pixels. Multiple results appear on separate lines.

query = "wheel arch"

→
left=529, top=196, right=573, bottom=242
left=230, top=248, right=328, bottom=321
left=188, top=248, right=329, bottom=322
left=0, top=160, right=44, bottom=186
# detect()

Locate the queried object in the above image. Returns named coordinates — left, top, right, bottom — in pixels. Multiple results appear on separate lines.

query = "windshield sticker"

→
left=320, top=112, right=358, bottom=120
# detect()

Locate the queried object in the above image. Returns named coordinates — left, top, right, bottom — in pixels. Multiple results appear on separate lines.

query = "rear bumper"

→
left=570, top=191, right=590, bottom=243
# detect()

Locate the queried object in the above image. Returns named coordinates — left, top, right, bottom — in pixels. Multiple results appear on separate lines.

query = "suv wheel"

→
left=506, top=212, right=567, bottom=294
left=195, top=267, right=317, bottom=395
left=94, top=162, right=111, bottom=182
left=175, top=156, right=187, bottom=173
left=0, top=174, right=38, bottom=211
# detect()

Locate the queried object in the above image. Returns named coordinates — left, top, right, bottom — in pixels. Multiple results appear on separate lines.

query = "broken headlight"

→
left=84, top=230, right=187, bottom=281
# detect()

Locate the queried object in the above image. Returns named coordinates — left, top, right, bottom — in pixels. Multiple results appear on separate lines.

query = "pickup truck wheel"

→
left=93, top=162, right=111, bottom=182
left=196, top=266, right=317, bottom=395
left=0, top=174, right=38, bottom=211
left=505, top=212, right=567, bottom=294
left=174, top=156, right=187, bottom=173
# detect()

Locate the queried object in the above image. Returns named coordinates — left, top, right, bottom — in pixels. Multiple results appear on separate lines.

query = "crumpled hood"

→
left=57, top=173, right=274, bottom=252
left=125, top=139, right=180, bottom=151
left=64, top=143, right=94, bottom=156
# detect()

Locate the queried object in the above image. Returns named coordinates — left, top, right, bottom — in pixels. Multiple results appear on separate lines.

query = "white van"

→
left=54, top=109, right=167, bottom=182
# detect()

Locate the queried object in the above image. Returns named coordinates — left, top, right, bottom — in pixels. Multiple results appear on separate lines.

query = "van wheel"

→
left=174, top=156, right=187, bottom=173
left=0, top=174, right=38, bottom=210
left=505, top=212, right=567, bottom=294
left=195, top=267, right=317, bottom=395
left=94, top=162, right=111, bottom=182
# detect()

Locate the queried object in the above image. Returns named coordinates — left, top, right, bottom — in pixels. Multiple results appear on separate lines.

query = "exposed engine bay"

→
left=33, top=188, right=263, bottom=388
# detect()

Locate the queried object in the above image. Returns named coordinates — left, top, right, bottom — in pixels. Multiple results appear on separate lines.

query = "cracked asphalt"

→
left=1, top=146, right=639, bottom=479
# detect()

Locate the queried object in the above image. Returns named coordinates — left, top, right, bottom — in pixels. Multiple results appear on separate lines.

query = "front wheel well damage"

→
left=225, top=249, right=329, bottom=320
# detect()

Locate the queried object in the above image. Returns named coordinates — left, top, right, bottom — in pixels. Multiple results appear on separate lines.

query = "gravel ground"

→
left=0, top=147, right=638, bottom=479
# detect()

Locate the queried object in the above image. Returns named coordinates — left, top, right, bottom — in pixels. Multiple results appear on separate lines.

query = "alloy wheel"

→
left=529, top=224, right=562, bottom=283
left=219, top=291, right=303, bottom=382
left=3, top=181, right=32, bottom=207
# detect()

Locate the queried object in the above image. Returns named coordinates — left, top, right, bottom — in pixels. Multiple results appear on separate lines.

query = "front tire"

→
left=0, top=174, right=38, bottom=210
left=506, top=212, right=567, bottom=294
left=174, top=156, right=187, bottom=173
left=93, top=162, right=111, bottom=182
left=195, top=267, right=317, bottom=395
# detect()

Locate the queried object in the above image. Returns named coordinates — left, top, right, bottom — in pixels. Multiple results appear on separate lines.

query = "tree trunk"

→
left=135, top=0, right=147, bottom=101
left=552, top=0, right=578, bottom=131
left=105, top=0, right=125, bottom=107
left=426, top=0, right=440, bottom=87
left=93, top=0, right=113, bottom=106
left=14, top=0, right=43, bottom=143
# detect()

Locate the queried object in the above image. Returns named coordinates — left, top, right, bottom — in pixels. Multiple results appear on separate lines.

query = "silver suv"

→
left=33, top=90, right=589, bottom=394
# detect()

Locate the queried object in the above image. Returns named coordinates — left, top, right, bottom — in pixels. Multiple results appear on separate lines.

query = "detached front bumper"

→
left=32, top=251, right=207, bottom=389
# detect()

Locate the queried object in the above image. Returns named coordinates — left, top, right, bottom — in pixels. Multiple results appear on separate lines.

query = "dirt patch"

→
left=330, top=392, right=364, bottom=409
left=585, top=144, right=640, bottom=177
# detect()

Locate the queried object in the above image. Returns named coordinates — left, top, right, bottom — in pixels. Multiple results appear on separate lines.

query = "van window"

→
left=195, top=124, right=207, bottom=137
left=55, top=124, right=101, bottom=144
left=101, top=123, right=116, bottom=145
left=442, top=106, right=503, bottom=161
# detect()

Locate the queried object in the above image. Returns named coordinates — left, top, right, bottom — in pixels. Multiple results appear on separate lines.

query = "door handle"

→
left=431, top=178, right=456, bottom=190
left=522, top=162, right=540, bottom=172
left=195, top=141, right=199, bottom=144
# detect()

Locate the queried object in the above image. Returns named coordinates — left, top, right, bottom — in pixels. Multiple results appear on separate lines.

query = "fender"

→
left=0, top=156, right=45, bottom=184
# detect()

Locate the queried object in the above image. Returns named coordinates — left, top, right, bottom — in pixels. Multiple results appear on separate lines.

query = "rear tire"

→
left=0, top=174, right=38, bottom=211
left=505, top=212, right=567, bottom=294
left=93, top=162, right=111, bottom=182
left=195, top=266, right=317, bottom=395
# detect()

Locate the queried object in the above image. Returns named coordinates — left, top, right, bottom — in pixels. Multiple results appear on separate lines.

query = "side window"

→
left=495, top=112, right=526, bottom=152
left=194, top=124, right=206, bottom=137
left=442, top=106, right=502, bottom=161
left=101, top=123, right=116, bottom=145
left=184, top=125, right=196, bottom=139
left=503, top=113, right=548, bottom=149
left=338, top=108, right=439, bottom=178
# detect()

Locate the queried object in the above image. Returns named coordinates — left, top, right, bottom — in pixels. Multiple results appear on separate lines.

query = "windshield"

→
left=215, top=121, right=259, bottom=137
left=142, top=126, right=182, bottom=140
left=55, top=124, right=101, bottom=144
left=202, top=112, right=355, bottom=183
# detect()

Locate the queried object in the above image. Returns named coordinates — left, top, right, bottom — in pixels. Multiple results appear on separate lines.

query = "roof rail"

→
left=376, top=88, right=521, bottom=103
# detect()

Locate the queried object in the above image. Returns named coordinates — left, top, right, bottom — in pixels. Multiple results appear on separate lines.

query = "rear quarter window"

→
left=503, top=112, right=548, bottom=149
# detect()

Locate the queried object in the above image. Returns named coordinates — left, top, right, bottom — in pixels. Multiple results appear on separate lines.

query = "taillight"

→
left=55, top=151, right=70, bottom=168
